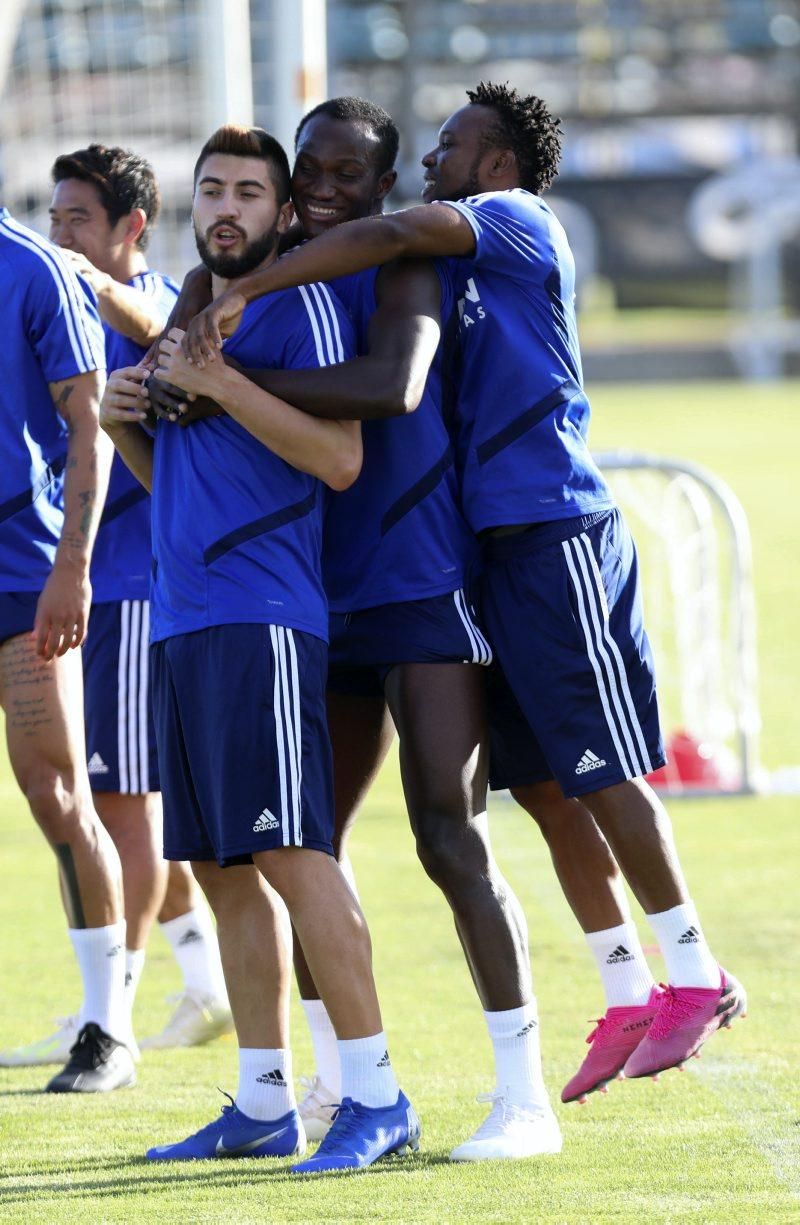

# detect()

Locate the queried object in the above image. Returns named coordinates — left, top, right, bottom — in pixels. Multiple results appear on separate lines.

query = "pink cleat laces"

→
left=561, top=987, right=664, bottom=1104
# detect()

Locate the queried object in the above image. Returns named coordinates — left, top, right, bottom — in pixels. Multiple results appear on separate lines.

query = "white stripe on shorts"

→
left=269, top=625, right=304, bottom=846
left=453, top=589, right=493, bottom=665
left=138, top=601, right=150, bottom=793
left=576, top=534, right=653, bottom=775
left=117, top=600, right=130, bottom=793
left=561, top=539, right=636, bottom=779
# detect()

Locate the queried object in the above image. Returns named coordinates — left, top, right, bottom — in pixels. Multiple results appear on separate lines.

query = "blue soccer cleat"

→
left=291, top=1091, right=420, bottom=1174
left=146, top=1095, right=305, bottom=1161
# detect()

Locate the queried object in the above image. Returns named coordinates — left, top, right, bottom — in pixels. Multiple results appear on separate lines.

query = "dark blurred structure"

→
left=327, top=0, right=800, bottom=313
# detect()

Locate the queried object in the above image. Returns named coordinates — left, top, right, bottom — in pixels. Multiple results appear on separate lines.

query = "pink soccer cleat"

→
left=623, top=967, right=746, bottom=1080
left=561, top=987, right=664, bottom=1104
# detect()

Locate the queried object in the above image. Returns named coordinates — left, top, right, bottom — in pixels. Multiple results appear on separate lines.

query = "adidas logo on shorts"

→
left=87, top=752, right=109, bottom=775
left=253, top=808, right=279, bottom=833
left=575, top=749, right=607, bottom=775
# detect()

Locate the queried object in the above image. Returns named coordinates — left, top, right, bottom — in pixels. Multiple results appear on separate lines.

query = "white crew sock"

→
left=236, top=1048, right=295, bottom=1121
left=301, top=998, right=341, bottom=1097
left=646, top=901, right=720, bottom=989
left=585, top=921, right=657, bottom=1008
left=124, top=947, right=146, bottom=1026
left=69, top=922, right=128, bottom=1045
left=159, top=907, right=228, bottom=1001
left=338, top=1032, right=399, bottom=1108
left=484, top=1000, right=551, bottom=1112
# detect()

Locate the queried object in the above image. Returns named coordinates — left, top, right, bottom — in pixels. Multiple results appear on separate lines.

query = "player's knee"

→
left=414, top=815, right=488, bottom=890
left=23, top=766, right=84, bottom=841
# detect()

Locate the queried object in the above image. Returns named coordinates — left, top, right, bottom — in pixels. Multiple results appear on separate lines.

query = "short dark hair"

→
left=51, top=144, right=160, bottom=250
left=466, top=82, right=562, bottom=194
left=295, top=97, right=399, bottom=178
left=194, top=125, right=291, bottom=205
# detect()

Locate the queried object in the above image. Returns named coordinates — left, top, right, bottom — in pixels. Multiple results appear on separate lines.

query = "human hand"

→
left=33, top=561, right=91, bottom=659
left=100, top=365, right=152, bottom=433
left=181, top=289, right=247, bottom=366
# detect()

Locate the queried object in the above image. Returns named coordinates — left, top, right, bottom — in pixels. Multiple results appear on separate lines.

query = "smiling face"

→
left=48, top=178, right=132, bottom=275
left=421, top=104, right=502, bottom=203
left=192, top=153, right=292, bottom=279
left=292, top=114, right=395, bottom=237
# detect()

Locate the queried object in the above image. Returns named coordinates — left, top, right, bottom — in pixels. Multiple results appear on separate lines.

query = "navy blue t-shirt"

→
left=91, top=270, right=179, bottom=603
left=150, top=281, right=355, bottom=644
left=0, top=208, right=105, bottom=592
left=322, top=264, right=474, bottom=612
left=440, top=190, right=613, bottom=533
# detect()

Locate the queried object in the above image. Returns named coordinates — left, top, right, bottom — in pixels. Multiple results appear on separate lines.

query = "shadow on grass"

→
left=0, top=1151, right=452, bottom=1205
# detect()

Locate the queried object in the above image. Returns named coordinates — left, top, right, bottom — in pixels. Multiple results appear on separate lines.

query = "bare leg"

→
left=511, top=780, right=630, bottom=933
left=256, top=848, right=381, bottom=1039
left=385, top=663, right=531, bottom=1011
left=581, top=778, right=689, bottom=914
left=293, top=689, right=395, bottom=1000
left=94, top=791, right=166, bottom=949
left=191, top=860, right=289, bottom=1049
left=0, top=633, right=122, bottom=927
left=158, top=859, right=204, bottom=922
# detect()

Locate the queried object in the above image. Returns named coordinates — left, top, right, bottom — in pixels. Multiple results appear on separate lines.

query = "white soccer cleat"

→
left=139, top=992, right=233, bottom=1050
left=449, top=1092, right=563, bottom=1162
left=0, top=1015, right=78, bottom=1067
left=297, top=1074, right=339, bottom=1141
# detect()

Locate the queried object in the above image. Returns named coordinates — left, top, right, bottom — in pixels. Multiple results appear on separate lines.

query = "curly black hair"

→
left=295, top=97, right=399, bottom=178
left=466, top=82, right=562, bottom=194
left=51, top=144, right=160, bottom=250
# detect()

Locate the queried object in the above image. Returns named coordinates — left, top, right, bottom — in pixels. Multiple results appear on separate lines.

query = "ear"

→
left=277, top=200, right=294, bottom=234
left=488, top=148, right=516, bottom=182
left=121, top=207, right=148, bottom=248
left=374, top=169, right=397, bottom=205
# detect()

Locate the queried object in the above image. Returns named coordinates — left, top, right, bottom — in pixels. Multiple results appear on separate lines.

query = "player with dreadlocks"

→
left=182, top=82, right=746, bottom=1155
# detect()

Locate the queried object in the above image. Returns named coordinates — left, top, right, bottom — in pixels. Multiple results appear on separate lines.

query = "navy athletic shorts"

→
left=328, top=587, right=492, bottom=697
left=0, top=591, right=39, bottom=646
left=151, top=623, right=334, bottom=866
left=481, top=509, right=665, bottom=797
left=83, top=599, right=160, bottom=793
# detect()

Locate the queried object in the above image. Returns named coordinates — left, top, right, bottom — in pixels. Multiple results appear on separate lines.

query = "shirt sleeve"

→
left=283, top=282, right=357, bottom=369
left=437, top=192, right=552, bottom=285
left=26, top=246, right=106, bottom=382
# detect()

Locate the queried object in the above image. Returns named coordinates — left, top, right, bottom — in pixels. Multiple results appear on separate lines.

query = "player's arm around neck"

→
left=236, top=259, right=442, bottom=421
left=157, top=332, right=361, bottom=492
left=183, top=206, right=474, bottom=365
left=35, top=371, right=112, bottom=657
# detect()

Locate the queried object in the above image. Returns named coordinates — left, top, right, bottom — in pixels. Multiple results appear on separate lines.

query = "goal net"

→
left=596, top=451, right=761, bottom=797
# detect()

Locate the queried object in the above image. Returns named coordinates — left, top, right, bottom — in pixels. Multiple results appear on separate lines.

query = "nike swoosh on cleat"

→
left=216, top=1127, right=288, bottom=1155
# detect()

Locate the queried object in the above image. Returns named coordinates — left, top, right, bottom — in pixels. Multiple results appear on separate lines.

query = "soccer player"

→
left=154, top=98, right=564, bottom=1160
left=47, top=144, right=232, bottom=1052
left=103, top=124, right=419, bottom=1174
left=182, top=86, right=747, bottom=1096
left=0, top=206, right=134, bottom=1092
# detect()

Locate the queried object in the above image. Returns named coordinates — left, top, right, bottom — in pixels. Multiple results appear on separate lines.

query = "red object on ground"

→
left=646, top=730, right=736, bottom=792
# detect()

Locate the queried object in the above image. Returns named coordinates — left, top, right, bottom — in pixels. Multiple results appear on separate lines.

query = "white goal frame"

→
left=596, top=450, right=761, bottom=798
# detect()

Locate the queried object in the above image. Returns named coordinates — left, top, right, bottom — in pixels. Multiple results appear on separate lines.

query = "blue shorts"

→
left=0, top=590, right=39, bottom=645
left=83, top=600, right=160, bottom=794
left=481, top=509, right=665, bottom=798
left=151, top=623, right=334, bottom=866
left=328, top=588, right=492, bottom=697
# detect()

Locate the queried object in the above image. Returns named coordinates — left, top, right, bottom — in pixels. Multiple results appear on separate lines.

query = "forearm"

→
left=241, top=357, right=408, bottom=420
left=58, top=413, right=113, bottom=571
left=96, top=281, right=165, bottom=347
left=104, top=424, right=155, bottom=492
left=212, top=365, right=360, bottom=489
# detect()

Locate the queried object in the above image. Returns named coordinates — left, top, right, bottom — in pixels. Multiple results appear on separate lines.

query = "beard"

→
left=194, top=221, right=280, bottom=279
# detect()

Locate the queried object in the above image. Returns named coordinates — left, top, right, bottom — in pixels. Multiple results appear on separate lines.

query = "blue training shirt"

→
left=440, top=189, right=613, bottom=533
left=150, top=281, right=355, bottom=644
left=0, top=208, right=106, bottom=593
left=323, top=264, right=474, bottom=612
left=91, top=270, right=179, bottom=604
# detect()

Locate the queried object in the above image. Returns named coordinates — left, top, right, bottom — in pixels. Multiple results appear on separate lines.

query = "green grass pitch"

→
left=1, top=380, right=799, bottom=1222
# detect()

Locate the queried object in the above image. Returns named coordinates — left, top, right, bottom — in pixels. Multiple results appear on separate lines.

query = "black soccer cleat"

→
left=45, top=1022, right=136, bottom=1093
